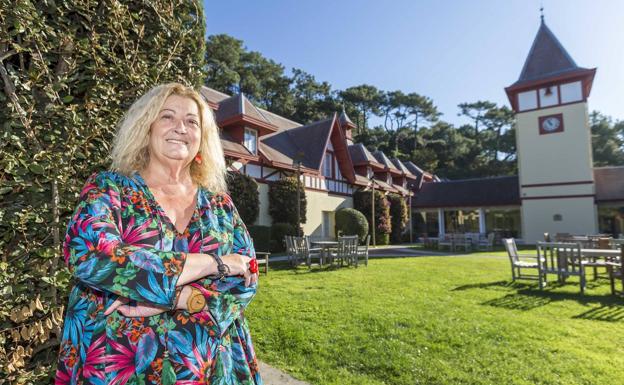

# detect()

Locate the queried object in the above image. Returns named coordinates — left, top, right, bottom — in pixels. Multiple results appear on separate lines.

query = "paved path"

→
left=259, top=361, right=311, bottom=385
left=267, top=244, right=453, bottom=262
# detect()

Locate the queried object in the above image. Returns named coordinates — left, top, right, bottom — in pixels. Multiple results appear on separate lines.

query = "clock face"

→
left=542, top=117, right=561, bottom=132
left=538, top=114, right=564, bottom=135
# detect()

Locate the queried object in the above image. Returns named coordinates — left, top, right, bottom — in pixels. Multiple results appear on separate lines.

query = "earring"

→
left=194, top=154, right=202, bottom=164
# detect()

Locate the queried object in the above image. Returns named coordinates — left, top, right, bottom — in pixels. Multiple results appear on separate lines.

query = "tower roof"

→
left=513, top=20, right=590, bottom=87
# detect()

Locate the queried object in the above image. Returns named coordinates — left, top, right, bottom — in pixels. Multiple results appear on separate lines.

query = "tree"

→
left=0, top=1, right=206, bottom=381
left=290, top=68, right=339, bottom=124
left=457, top=100, right=497, bottom=137
left=205, top=34, right=294, bottom=117
left=339, top=84, right=384, bottom=133
left=591, top=111, right=624, bottom=166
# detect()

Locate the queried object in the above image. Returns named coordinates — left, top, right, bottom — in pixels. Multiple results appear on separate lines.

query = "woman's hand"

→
left=221, top=253, right=259, bottom=287
left=104, top=297, right=167, bottom=317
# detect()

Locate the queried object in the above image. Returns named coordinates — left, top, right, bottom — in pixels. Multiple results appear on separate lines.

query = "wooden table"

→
left=312, top=241, right=339, bottom=265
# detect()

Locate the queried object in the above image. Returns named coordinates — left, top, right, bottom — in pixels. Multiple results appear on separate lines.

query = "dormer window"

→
left=244, top=127, right=257, bottom=155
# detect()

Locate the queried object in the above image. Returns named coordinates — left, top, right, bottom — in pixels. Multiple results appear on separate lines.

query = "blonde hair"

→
left=111, top=83, right=227, bottom=193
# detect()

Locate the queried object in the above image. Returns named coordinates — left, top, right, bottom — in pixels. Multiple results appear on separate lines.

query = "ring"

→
left=248, top=259, right=258, bottom=274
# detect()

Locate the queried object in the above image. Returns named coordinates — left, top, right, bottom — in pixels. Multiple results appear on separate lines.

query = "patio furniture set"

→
left=504, top=236, right=624, bottom=295
left=284, top=235, right=371, bottom=269
left=432, top=232, right=496, bottom=252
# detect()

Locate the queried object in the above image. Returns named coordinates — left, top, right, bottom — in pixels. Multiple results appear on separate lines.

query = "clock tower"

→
left=505, top=18, right=597, bottom=243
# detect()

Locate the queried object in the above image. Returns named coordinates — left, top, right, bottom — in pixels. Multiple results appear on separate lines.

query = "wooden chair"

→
left=477, top=233, right=495, bottom=251
left=608, top=246, right=624, bottom=296
left=537, top=242, right=586, bottom=294
left=303, top=236, right=323, bottom=268
left=255, top=252, right=270, bottom=275
left=454, top=233, right=472, bottom=252
left=333, top=236, right=359, bottom=266
left=503, top=238, right=540, bottom=282
left=438, top=234, right=454, bottom=251
left=284, top=235, right=299, bottom=267
left=354, top=234, right=370, bottom=267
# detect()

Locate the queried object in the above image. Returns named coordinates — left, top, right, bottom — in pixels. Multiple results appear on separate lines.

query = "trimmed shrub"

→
left=248, top=225, right=271, bottom=253
left=388, top=193, right=409, bottom=243
left=227, top=171, right=260, bottom=225
left=270, top=222, right=297, bottom=252
left=0, top=1, right=206, bottom=381
left=335, top=208, right=369, bottom=243
left=268, top=177, right=306, bottom=228
left=353, top=189, right=391, bottom=245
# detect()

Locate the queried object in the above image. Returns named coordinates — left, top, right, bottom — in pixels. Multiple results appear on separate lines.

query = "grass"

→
left=246, top=251, right=624, bottom=385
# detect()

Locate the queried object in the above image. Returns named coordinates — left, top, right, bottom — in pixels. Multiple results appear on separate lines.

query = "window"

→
left=244, top=128, right=257, bottom=154
left=323, top=152, right=333, bottom=178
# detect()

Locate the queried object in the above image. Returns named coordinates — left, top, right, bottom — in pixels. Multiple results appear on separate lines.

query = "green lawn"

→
left=247, top=252, right=624, bottom=385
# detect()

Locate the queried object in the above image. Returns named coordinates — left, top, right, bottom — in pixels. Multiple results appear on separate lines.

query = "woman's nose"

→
left=174, top=118, right=187, bottom=133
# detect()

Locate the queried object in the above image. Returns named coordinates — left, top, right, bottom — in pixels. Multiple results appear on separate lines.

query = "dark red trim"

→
left=516, top=100, right=585, bottom=114
left=218, top=114, right=277, bottom=133
left=596, top=199, right=624, bottom=203
left=521, top=180, right=594, bottom=188
left=505, top=68, right=596, bottom=111
left=521, top=194, right=595, bottom=200
left=223, top=151, right=258, bottom=162
left=538, top=113, right=564, bottom=135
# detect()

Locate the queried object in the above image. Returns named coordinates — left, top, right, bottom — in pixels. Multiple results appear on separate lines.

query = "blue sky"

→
left=204, top=0, right=623, bottom=127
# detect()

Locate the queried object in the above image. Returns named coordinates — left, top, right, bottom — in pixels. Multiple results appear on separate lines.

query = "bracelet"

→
left=172, top=286, right=183, bottom=311
left=209, top=253, right=230, bottom=281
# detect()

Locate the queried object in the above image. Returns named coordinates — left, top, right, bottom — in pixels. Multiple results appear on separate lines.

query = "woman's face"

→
left=148, top=94, right=201, bottom=166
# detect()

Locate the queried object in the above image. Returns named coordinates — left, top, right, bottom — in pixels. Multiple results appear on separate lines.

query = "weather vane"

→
left=540, top=2, right=544, bottom=22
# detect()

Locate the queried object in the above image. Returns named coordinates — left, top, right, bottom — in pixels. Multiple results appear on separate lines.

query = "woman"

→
left=55, top=83, right=262, bottom=385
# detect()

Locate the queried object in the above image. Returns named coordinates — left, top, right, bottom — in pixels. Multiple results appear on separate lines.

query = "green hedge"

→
left=227, top=171, right=260, bottom=225
left=268, top=176, right=306, bottom=230
left=248, top=225, right=271, bottom=253
left=353, top=189, right=391, bottom=245
left=0, top=1, right=206, bottom=381
left=388, top=193, right=409, bottom=243
left=270, top=222, right=297, bottom=252
left=335, top=208, right=369, bottom=243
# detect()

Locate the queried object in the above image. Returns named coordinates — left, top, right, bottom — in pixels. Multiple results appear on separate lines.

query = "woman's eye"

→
left=188, top=120, right=199, bottom=127
left=161, top=114, right=173, bottom=120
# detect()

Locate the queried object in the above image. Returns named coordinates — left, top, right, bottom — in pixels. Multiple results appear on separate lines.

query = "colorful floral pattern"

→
left=55, top=171, right=262, bottom=385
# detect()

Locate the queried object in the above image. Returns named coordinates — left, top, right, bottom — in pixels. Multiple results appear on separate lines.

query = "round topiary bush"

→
left=270, top=222, right=297, bottom=252
left=335, top=208, right=369, bottom=243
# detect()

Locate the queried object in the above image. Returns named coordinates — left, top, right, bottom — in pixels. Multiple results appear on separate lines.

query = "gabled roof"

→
left=511, top=20, right=593, bottom=87
left=215, top=93, right=277, bottom=130
left=348, top=144, right=385, bottom=168
left=403, top=161, right=425, bottom=177
left=372, top=151, right=401, bottom=174
left=594, top=166, right=624, bottom=202
left=200, top=86, right=230, bottom=106
left=260, top=117, right=332, bottom=169
left=391, top=158, right=417, bottom=179
left=220, top=132, right=256, bottom=160
left=413, top=176, right=520, bottom=208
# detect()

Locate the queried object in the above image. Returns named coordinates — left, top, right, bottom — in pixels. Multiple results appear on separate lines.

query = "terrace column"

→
left=438, top=208, right=445, bottom=236
left=479, top=208, right=486, bottom=234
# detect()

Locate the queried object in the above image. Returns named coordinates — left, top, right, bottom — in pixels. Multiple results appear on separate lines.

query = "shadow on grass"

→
left=452, top=280, right=535, bottom=291
left=482, top=293, right=553, bottom=310
left=454, top=278, right=624, bottom=320
left=573, top=304, right=624, bottom=322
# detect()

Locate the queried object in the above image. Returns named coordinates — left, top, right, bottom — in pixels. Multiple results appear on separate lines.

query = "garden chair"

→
left=537, top=242, right=586, bottom=294
left=608, top=245, right=624, bottom=296
left=477, top=233, right=495, bottom=251
left=610, top=238, right=624, bottom=249
left=438, top=234, right=454, bottom=252
left=284, top=235, right=299, bottom=267
left=302, top=236, right=323, bottom=268
left=354, top=234, right=370, bottom=267
left=254, top=252, right=270, bottom=275
left=584, top=237, right=616, bottom=280
left=333, top=236, right=359, bottom=266
left=454, top=234, right=472, bottom=252
left=503, top=238, right=540, bottom=282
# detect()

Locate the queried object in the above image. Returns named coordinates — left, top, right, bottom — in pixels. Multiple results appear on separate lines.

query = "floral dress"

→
left=55, top=171, right=262, bottom=385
